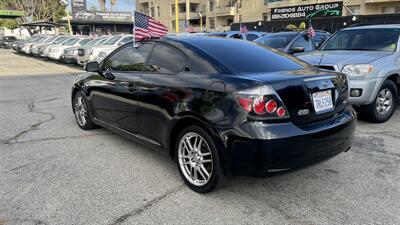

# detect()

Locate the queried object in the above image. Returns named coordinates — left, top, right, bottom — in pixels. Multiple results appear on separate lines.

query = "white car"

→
left=77, top=35, right=133, bottom=66
left=38, top=36, right=69, bottom=57
left=76, top=37, right=110, bottom=66
left=47, top=37, right=91, bottom=60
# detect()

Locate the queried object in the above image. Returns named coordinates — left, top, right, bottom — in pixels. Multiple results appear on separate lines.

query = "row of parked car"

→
left=3, top=24, right=400, bottom=123
left=7, top=34, right=133, bottom=66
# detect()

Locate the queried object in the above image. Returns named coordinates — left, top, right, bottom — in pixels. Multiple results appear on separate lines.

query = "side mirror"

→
left=85, top=61, right=99, bottom=72
left=290, top=46, right=305, bottom=54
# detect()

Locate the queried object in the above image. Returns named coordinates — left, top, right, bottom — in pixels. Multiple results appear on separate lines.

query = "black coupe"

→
left=72, top=37, right=356, bottom=192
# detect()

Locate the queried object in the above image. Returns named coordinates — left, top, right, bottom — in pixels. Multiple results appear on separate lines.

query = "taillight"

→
left=235, top=85, right=289, bottom=120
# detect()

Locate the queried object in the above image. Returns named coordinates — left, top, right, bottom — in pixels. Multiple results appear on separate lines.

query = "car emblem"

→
left=322, top=80, right=329, bottom=88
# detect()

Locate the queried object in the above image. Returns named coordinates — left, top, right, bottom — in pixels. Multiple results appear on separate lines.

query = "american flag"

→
left=134, top=11, right=168, bottom=41
left=184, top=21, right=195, bottom=33
left=307, top=24, right=316, bottom=37
left=240, top=24, right=248, bottom=33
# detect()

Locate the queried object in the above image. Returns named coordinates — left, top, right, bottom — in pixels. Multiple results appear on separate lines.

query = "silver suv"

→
left=298, top=25, right=400, bottom=123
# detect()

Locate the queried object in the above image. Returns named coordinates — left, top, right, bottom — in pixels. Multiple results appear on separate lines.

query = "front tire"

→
left=361, top=79, right=398, bottom=123
left=175, top=125, right=225, bottom=193
left=73, top=91, right=97, bottom=130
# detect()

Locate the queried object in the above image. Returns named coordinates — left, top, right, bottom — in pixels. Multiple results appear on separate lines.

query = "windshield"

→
left=102, top=36, right=122, bottom=45
left=254, top=33, right=297, bottom=49
left=322, top=28, right=400, bottom=51
left=85, top=38, right=106, bottom=46
left=43, top=36, right=55, bottom=43
left=79, top=39, right=91, bottom=46
left=53, top=37, right=67, bottom=44
left=63, top=38, right=79, bottom=46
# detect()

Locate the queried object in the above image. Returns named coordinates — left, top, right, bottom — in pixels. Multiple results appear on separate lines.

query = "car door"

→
left=90, top=43, right=153, bottom=133
left=137, top=42, right=189, bottom=146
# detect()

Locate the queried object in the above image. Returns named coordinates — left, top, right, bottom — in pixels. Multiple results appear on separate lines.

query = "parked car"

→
left=71, top=37, right=356, bottom=192
left=21, top=36, right=48, bottom=54
left=47, top=37, right=91, bottom=60
left=41, top=36, right=69, bottom=57
left=254, top=30, right=330, bottom=55
left=76, top=37, right=110, bottom=66
left=13, top=35, right=43, bottom=53
left=298, top=25, right=400, bottom=123
left=0, top=36, right=17, bottom=49
left=30, top=35, right=58, bottom=55
left=77, top=35, right=133, bottom=66
left=207, top=31, right=266, bottom=41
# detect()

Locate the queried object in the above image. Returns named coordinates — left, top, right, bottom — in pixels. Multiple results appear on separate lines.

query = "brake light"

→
left=276, top=107, right=286, bottom=117
left=235, top=85, right=289, bottom=120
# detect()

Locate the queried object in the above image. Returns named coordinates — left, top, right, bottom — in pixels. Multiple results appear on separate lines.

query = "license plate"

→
left=312, top=90, right=333, bottom=113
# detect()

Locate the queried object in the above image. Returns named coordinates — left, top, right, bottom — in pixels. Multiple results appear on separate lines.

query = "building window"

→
left=209, top=17, right=215, bottom=29
left=263, top=13, right=268, bottom=21
left=209, top=1, right=214, bottom=12
left=150, top=7, right=154, bottom=17
left=382, top=6, right=400, bottom=14
left=157, top=6, right=160, bottom=17
left=171, top=5, right=175, bottom=14
left=239, top=15, right=242, bottom=22
left=348, top=5, right=360, bottom=15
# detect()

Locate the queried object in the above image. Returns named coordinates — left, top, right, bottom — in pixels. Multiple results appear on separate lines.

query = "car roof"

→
left=344, top=24, right=400, bottom=30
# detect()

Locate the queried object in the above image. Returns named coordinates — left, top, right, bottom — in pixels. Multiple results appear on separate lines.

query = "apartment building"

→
left=136, top=0, right=400, bottom=32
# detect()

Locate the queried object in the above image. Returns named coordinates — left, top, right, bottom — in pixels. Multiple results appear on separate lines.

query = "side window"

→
left=246, top=34, right=259, bottom=41
left=146, top=43, right=187, bottom=74
left=291, top=35, right=314, bottom=51
left=230, top=33, right=243, bottom=39
left=103, top=43, right=152, bottom=72
left=314, top=34, right=328, bottom=44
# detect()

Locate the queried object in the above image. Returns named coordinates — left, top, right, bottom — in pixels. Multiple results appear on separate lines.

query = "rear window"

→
left=254, top=33, right=297, bottom=49
left=196, top=38, right=306, bottom=74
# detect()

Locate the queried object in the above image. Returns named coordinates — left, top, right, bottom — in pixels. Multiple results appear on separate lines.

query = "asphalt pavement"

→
left=0, top=49, right=399, bottom=225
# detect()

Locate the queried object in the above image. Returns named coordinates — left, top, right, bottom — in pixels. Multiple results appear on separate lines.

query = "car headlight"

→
left=341, top=64, right=373, bottom=77
left=85, top=49, right=93, bottom=55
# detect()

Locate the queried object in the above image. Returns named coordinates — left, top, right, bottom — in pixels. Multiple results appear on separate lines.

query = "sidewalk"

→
left=0, top=49, right=82, bottom=76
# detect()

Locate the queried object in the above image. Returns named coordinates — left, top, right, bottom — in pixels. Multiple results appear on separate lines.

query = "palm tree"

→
left=98, top=0, right=106, bottom=11
left=110, top=0, right=118, bottom=12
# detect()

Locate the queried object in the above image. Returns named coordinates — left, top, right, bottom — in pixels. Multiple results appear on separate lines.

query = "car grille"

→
left=318, top=65, right=336, bottom=71
left=78, top=49, right=85, bottom=56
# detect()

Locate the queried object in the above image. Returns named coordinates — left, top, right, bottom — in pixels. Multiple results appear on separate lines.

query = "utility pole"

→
left=175, top=0, right=179, bottom=33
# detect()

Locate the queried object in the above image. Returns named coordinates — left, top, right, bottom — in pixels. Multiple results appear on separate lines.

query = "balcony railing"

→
left=215, top=6, right=235, bottom=16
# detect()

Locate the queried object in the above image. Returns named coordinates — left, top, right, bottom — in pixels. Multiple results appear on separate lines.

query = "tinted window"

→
left=322, top=28, right=400, bottom=51
left=103, top=43, right=152, bottom=72
left=246, top=34, right=259, bottom=41
left=254, top=33, right=297, bottom=49
left=53, top=37, right=67, bottom=44
left=194, top=38, right=306, bottom=73
left=146, top=43, right=187, bottom=74
left=291, top=35, right=315, bottom=52
left=230, top=33, right=242, bottom=39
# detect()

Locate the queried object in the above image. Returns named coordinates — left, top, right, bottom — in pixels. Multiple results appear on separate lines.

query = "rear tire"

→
left=73, top=91, right=97, bottom=130
left=175, top=125, right=225, bottom=193
left=360, top=80, right=398, bottom=123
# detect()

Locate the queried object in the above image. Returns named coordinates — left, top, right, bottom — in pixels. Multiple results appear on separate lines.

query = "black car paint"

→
left=72, top=37, right=355, bottom=175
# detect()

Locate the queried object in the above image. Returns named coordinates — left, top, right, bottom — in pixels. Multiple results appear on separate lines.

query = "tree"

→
left=110, top=0, right=117, bottom=12
left=0, top=0, right=66, bottom=35
left=0, top=19, right=18, bottom=29
left=0, top=0, right=66, bottom=23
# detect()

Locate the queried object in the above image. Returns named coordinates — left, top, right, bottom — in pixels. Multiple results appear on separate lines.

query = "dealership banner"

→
left=71, top=0, right=133, bottom=21
left=271, top=1, right=343, bottom=20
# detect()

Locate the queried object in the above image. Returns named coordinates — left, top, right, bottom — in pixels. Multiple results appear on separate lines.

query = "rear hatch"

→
left=247, top=68, right=349, bottom=126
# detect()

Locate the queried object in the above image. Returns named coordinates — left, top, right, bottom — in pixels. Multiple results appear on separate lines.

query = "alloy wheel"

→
left=74, top=95, right=88, bottom=126
left=376, top=88, right=393, bottom=115
left=178, top=132, right=213, bottom=186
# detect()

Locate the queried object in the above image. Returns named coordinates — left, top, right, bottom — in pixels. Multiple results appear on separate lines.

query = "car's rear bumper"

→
left=228, top=106, right=356, bottom=175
